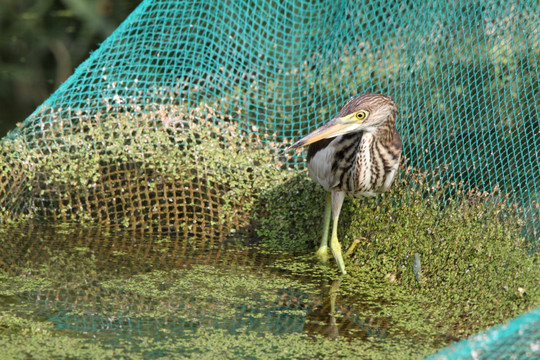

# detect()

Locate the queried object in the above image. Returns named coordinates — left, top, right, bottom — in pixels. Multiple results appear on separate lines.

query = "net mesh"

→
left=0, top=0, right=539, bottom=357
left=427, top=307, right=540, bottom=360
left=1, top=0, right=538, bottom=236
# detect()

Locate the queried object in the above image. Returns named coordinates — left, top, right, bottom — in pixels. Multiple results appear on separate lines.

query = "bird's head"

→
left=288, top=93, right=397, bottom=149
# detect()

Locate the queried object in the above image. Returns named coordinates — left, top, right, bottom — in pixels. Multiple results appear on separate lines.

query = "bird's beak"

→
left=287, top=114, right=362, bottom=149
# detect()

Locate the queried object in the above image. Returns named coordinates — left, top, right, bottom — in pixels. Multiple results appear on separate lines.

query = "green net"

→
left=427, top=306, right=540, bottom=360
left=0, top=0, right=539, bottom=357
left=1, top=0, right=538, bottom=237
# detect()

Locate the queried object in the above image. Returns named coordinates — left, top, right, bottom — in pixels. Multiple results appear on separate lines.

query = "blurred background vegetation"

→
left=0, top=0, right=141, bottom=137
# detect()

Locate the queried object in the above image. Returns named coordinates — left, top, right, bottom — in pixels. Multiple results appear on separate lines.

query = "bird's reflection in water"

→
left=327, top=279, right=341, bottom=340
left=303, top=278, right=390, bottom=341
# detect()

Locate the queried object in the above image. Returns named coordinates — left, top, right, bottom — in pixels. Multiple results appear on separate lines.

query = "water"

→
left=0, top=222, right=452, bottom=359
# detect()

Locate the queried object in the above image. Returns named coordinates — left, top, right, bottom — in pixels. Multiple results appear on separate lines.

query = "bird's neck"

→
left=369, top=119, right=396, bottom=145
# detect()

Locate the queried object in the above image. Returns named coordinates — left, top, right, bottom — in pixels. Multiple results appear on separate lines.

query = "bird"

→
left=288, top=93, right=402, bottom=275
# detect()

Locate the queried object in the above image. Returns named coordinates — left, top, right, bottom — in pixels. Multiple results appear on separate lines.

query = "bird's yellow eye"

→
left=355, top=110, right=368, bottom=121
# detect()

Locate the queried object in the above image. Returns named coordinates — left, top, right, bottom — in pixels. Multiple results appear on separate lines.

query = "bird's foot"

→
left=345, top=237, right=366, bottom=257
left=315, top=245, right=331, bottom=263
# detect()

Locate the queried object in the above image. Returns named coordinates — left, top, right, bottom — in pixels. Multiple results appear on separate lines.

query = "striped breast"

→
left=351, top=127, right=402, bottom=197
left=307, top=128, right=402, bottom=197
left=307, top=132, right=364, bottom=192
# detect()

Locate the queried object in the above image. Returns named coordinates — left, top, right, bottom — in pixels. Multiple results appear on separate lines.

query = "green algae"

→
left=258, top=166, right=539, bottom=340
left=0, top=106, right=290, bottom=236
left=0, top=108, right=538, bottom=358
left=0, top=320, right=430, bottom=360
left=0, top=208, right=538, bottom=359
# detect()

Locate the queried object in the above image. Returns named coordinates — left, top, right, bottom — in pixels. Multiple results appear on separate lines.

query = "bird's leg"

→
left=330, top=191, right=346, bottom=274
left=315, top=192, right=332, bottom=262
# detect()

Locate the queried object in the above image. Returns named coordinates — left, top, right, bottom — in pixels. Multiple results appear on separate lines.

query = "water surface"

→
left=0, top=222, right=455, bottom=359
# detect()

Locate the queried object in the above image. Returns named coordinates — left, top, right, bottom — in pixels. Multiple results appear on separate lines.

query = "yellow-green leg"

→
left=316, top=191, right=347, bottom=274
left=329, top=191, right=346, bottom=274
left=315, top=192, right=332, bottom=262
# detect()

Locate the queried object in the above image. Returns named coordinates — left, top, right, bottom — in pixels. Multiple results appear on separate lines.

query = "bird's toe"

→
left=345, top=238, right=364, bottom=257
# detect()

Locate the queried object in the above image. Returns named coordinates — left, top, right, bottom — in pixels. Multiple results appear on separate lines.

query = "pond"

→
left=0, top=221, right=459, bottom=359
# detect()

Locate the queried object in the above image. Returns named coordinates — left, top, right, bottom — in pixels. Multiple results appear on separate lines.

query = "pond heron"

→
left=288, top=93, right=402, bottom=274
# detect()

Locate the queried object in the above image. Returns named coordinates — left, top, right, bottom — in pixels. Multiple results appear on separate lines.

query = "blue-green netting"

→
left=7, top=0, right=539, bottom=237
left=1, top=0, right=539, bottom=357
left=427, top=306, right=540, bottom=360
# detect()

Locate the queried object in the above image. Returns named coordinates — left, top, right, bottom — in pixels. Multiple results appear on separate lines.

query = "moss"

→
left=256, top=165, right=539, bottom=339
left=0, top=204, right=537, bottom=359
left=0, top=103, right=537, bottom=359
left=0, top=321, right=430, bottom=360
left=0, top=106, right=289, bottom=236
left=0, top=333, right=122, bottom=360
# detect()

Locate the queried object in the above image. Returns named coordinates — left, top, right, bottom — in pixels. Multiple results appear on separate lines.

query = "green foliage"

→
left=0, top=2, right=538, bottom=357
left=0, top=215, right=537, bottom=359
left=256, top=165, right=539, bottom=338
left=0, top=105, right=290, bottom=233
left=254, top=173, right=325, bottom=254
